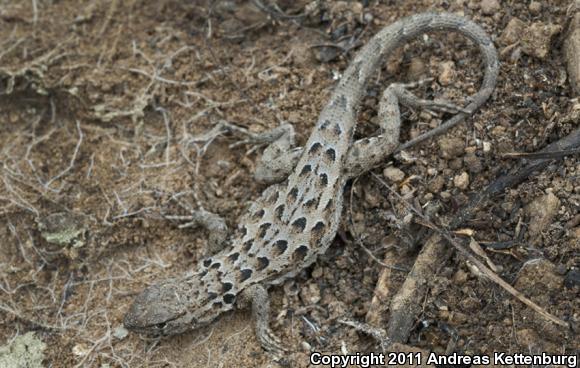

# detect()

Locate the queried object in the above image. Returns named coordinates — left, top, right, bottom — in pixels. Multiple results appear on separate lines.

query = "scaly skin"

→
left=124, top=12, right=499, bottom=358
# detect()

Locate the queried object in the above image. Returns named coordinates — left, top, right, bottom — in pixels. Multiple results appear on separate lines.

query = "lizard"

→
left=123, top=12, right=499, bottom=360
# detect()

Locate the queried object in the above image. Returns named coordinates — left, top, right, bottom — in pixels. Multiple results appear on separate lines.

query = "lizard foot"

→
left=388, top=81, right=472, bottom=115
left=339, top=318, right=392, bottom=352
left=257, top=325, right=290, bottom=364
left=165, top=209, right=229, bottom=255
left=239, top=284, right=291, bottom=363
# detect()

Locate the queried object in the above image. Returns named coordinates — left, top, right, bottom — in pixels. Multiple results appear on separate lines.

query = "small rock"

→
left=516, top=328, right=540, bottom=347
left=500, top=17, right=526, bottom=45
left=464, top=153, right=482, bottom=173
left=454, top=172, right=470, bottom=190
left=428, top=176, right=445, bottom=193
left=383, top=166, right=405, bottom=182
left=525, top=192, right=560, bottom=238
left=482, top=141, right=492, bottom=152
left=301, top=341, right=312, bottom=352
left=407, top=58, right=427, bottom=80
left=311, top=266, right=324, bottom=279
left=566, top=214, right=580, bottom=228
left=438, top=137, right=465, bottom=158
left=113, top=326, right=129, bottom=340
left=449, top=158, right=463, bottom=170
left=528, top=1, right=542, bottom=14
left=327, top=300, right=348, bottom=319
left=364, top=189, right=381, bottom=206
left=300, top=282, right=321, bottom=305
left=438, top=61, right=456, bottom=86
left=434, top=298, right=449, bottom=311
left=72, top=344, right=89, bottom=357
left=363, top=12, right=373, bottom=24
left=515, top=258, right=563, bottom=291
left=480, top=0, right=500, bottom=15
left=491, top=125, right=506, bottom=136
left=453, top=269, right=469, bottom=284
left=521, top=22, right=563, bottom=59
left=287, top=111, right=301, bottom=124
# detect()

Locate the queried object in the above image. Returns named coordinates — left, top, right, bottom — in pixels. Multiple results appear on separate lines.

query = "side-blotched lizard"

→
left=124, top=12, right=499, bottom=359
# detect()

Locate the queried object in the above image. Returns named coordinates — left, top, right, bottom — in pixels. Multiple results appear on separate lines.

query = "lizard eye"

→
left=156, top=322, right=167, bottom=330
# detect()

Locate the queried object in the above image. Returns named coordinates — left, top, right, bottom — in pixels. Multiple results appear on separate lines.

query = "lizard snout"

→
left=123, top=284, right=160, bottom=331
left=124, top=281, right=196, bottom=336
left=124, top=284, right=177, bottom=333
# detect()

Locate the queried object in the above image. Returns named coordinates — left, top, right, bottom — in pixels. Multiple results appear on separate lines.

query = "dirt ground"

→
left=0, top=0, right=578, bottom=367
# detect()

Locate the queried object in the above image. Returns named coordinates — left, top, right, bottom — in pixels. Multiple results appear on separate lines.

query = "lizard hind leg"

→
left=342, top=81, right=405, bottom=178
left=238, top=284, right=289, bottom=363
left=343, top=78, right=470, bottom=178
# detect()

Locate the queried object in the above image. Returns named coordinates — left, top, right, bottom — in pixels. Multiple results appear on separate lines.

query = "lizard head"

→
left=124, top=273, right=232, bottom=336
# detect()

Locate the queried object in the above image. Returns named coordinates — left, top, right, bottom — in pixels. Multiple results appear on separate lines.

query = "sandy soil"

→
left=0, top=0, right=578, bottom=367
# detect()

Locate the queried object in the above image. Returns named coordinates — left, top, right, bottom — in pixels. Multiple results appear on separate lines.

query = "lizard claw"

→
left=258, top=325, right=290, bottom=363
left=387, top=82, right=472, bottom=115
left=423, top=99, right=473, bottom=115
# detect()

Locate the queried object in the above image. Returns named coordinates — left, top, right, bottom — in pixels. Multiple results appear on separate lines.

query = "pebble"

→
left=438, top=137, right=465, bottom=158
left=311, top=266, right=324, bottom=279
left=300, top=282, right=321, bottom=305
left=521, top=22, right=563, bottom=59
left=453, top=172, right=470, bottom=189
left=515, top=258, right=563, bottom=291
left=428, top=176, right=445, bottom=193
left=453, top=269, right=469, bottom=284
left=449, top=158, right=463, bottom=170
left=383, top=166, right=405, bottom=182
left=464, top=153, right=482, bottom=173
left=482, top=141, right=491, bottom=152
left=113, top=326, right=129, bottom=340
left=529, top=1, right=542, bottom=14
left=500, top=17, right=526, bottom=45
left=438, top=61, right=456, bottom=86
left=480, top=0, right=501, bottom=15
left=524, top=192, right=560, bottom=238
left=407, top=58, right=427, bottom=80
left=287, top=111, right=301, bottom=123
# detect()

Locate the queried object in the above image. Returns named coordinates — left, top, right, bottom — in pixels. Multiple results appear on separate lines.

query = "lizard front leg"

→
left=238, top=284, right=288, bottom=363
left=236, top=123, right=302, bottom=184
left=165, top=209, right=229, bottom=255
